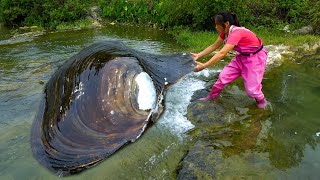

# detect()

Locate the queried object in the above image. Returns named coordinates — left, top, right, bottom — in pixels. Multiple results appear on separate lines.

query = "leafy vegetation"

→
left=0, top=0, right=318, bottom=47
left=0, top=0, right=93, bottom=28
left=0, top=0, right=319, bottom=31
left=98, top=0, right=320, bottom=31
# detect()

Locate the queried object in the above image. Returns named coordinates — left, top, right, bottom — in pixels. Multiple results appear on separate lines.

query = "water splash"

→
left=157, top=73, right=205, bottom=137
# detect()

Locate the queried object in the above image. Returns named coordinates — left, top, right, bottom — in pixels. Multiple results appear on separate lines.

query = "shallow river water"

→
left=0, top=24, right=319, bottom=179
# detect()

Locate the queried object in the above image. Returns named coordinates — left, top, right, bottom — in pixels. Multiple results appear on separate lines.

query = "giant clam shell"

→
left=31, top=41, right=194, bottom=176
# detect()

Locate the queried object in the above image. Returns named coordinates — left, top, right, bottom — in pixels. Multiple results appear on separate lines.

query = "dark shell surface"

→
left=31, top=41, right=194, bottom=176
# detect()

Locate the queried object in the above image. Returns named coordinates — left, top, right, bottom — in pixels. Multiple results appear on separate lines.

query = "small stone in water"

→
left=316, top=132, right=320, bottom=137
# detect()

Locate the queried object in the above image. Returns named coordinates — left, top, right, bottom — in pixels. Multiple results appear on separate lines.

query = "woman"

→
left=192, top=11, right=268, bottom=109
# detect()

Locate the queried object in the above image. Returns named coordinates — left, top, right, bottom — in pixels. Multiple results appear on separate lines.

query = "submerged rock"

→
left=176, top=140, right=221, bottom=179
left=177, top=82, right=272, bottom=178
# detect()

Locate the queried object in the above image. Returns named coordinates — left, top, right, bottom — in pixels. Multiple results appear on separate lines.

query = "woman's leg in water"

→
left=199, top=56, right=241, bottom=101
left=241, top=50, right=268, bottom=108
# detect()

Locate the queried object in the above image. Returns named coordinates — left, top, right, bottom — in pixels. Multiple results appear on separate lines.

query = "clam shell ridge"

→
left=31, top=41, right=194, bottom=176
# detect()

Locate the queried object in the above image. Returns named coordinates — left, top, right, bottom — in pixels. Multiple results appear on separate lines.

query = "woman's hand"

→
left=191, top=53, right=200, bottom=61
left=194, top=61, right=206, bottom=72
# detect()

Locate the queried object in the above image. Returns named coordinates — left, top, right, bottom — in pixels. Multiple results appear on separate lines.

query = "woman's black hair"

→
left=214, top=11, right=240, bottom=28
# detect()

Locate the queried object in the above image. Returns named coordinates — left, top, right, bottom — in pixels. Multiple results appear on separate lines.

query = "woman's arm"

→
left=192, top=37, right=224, bottom=61
left=194, top=44, right=235, bottom=72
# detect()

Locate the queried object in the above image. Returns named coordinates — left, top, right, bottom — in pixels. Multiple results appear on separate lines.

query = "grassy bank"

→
left=169, top=27, right=320, bottom=53
left=0, top=0, right=319, bottom=53
left=96, top=0, right=320, bottom=52
left=1, top=0, right=319, bottom=32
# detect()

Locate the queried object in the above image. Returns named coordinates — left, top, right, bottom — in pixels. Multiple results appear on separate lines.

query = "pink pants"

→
left=209, top=47, right=267, bottom=102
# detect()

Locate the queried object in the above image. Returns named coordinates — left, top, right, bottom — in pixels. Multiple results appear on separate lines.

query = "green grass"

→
left=170, top=27, right=320, bottom=52
left=252, top=27, right=320, bottom=47
left=170, top=29, right=219, bottom=52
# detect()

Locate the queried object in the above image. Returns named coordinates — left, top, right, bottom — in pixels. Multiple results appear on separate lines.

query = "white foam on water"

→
left=143, top=142, right=178, bottom=172
left=194, top=68, right=221, bottom=77
left=195, top=68, right=211, bottom=77
left=135, top=72, right=157, bottom=110
left=154, top=45, right=294, bottom=137
left=158, top=73, right=206, bottom=137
